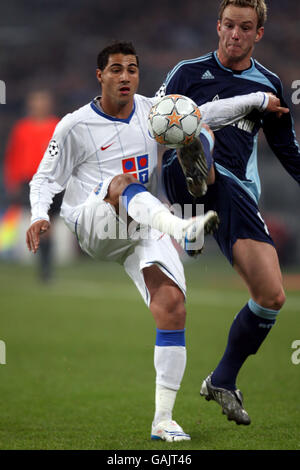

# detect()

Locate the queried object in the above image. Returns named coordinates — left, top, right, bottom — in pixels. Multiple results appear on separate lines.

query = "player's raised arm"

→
left=199, top=92, right=289, bottom=131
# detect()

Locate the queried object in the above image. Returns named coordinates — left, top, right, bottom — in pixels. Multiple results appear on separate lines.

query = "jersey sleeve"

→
left=262, top=82, right=300, bottom=186
left=199, top=92, right=268, bottom=131
left=29, top=114, right=83, bottom=223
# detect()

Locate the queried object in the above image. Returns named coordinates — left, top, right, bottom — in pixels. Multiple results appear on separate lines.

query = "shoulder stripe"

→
left=254, top=60, right=280, bottom=81
left=165, top=52, right=213, bottom=86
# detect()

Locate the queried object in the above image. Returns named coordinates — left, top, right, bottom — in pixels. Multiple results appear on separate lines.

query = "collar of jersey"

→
left=90, top=98, right=136, bottom=124
left=214, top=50, right=255, bottom=75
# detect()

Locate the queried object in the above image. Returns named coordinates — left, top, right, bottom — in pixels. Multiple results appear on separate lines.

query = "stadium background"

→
left=0, top=0, right=299, bottom=265
left=0, top=0, right=299, bottom=451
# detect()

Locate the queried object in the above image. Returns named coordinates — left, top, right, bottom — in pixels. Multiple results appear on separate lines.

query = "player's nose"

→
left=231, top=27, right=240, bottom=39
left=120, top=70, right=130, bottom=82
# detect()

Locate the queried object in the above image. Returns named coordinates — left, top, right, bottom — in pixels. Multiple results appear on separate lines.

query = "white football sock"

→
left=153, top=345, right=187, bottom=425
left=126, top=191, right=188, bottom=239
left=153, top=384, right=177, bottom=425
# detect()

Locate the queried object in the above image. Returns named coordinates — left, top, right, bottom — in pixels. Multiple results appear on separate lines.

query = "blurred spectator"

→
left=3, top=89, right=63, bottom=281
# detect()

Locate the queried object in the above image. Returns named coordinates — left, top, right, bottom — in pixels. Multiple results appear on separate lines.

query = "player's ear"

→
left=96, top=68, right=102, bottom=85
left=255, top=27, right=264, bottom=43
left=217, top=20, right=221, bottom=37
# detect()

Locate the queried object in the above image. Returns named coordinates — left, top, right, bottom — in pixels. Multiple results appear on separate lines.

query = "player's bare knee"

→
left=272, top=290, right=286, bottom=310
left=109, top=174, right=137, bottom=196
left=106, top=174, right=139, bottom=208
left=256, top=288, right=286, bottom=311
left=150, top=288, right=186, bottom=330
left=165, top=294, right=186, bottom=327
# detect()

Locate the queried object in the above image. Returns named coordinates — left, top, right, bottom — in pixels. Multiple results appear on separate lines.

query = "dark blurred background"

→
left=0, top=0, right=299, bottom=266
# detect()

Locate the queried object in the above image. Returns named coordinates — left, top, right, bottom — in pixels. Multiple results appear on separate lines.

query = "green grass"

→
left=0, top=256, right=299, bottom=450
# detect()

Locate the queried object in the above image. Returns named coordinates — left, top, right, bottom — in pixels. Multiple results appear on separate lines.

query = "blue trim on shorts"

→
left=156, top=328, right=186, bottom=347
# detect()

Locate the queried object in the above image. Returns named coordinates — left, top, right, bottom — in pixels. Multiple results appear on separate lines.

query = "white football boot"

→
left=151, top=420, right=191, bottom=442
left=179, top=210, right=219, bottom=254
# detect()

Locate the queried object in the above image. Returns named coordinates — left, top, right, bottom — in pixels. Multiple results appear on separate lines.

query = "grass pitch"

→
left=0, top=254, right=299, bottom=450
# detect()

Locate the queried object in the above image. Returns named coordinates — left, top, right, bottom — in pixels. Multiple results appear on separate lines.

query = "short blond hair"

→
left=219, top=0, right=267, bottom=29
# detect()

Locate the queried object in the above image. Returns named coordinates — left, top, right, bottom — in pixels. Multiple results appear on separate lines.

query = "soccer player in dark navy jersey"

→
left=158, top=0, right=300, bottom=424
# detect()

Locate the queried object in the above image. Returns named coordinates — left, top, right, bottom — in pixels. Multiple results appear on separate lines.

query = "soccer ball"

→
left=148, top=94, right=202, bottom=148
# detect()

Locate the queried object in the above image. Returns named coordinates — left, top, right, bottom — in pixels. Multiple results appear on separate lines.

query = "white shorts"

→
left=75, top=177, right=186, bottom=305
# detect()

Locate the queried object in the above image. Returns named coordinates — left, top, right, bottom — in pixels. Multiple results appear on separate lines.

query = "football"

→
left=148, top=94, right=202, bottom=148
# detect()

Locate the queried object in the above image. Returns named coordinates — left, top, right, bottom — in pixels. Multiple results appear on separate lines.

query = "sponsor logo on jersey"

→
left=232, top=118, right=255, bottom=134
left=122, top=154, right=149, bottom=184
left=201, top=70, right=215, bottom=80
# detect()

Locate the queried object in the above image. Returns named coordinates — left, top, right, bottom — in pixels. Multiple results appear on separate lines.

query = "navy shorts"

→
left=162, top=152, right=275, bottom=265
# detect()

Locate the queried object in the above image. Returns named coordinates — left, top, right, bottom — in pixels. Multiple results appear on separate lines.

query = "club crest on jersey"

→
left=94, top=182, right=103, bottom=195
left=122, top=154, right=149, bottom=184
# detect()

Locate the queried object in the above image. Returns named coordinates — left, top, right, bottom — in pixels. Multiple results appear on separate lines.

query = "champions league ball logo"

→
left=48, top=140, right=59, bottom=157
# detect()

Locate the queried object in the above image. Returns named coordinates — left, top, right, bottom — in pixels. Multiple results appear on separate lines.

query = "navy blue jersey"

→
left=159, top=51, right=300, bottom=203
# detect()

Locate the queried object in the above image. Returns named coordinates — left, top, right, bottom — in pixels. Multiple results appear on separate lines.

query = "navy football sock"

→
left=211, top=301, right=278, bottom=391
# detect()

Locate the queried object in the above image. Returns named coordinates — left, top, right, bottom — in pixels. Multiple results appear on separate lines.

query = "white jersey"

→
left=30, top=94, right=157, bottom=232
left=29, top=91, right=268, bottom=231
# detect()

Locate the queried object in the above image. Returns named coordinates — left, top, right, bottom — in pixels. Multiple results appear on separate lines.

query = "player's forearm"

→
left=199, top=92, right=268, bottom=131
left=29, top=174, right=62, bottom=224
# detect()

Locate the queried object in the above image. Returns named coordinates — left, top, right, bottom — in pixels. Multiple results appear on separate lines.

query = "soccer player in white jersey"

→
left=26, top=41, right=287, bottom=442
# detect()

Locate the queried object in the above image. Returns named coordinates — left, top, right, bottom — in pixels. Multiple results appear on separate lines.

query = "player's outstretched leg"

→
left=200, top=373, right=251, bottom=425
left=177, top=125, right=215, bottom=198
left=121, top=179, right=219, bottom=253
left=177, top=136, right=209, bottom=197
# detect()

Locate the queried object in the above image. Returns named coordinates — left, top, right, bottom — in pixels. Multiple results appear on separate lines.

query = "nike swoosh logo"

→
left=101, top=143, right=114, bottom=151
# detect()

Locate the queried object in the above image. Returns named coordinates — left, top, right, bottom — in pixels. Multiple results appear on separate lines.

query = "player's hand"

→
left=266, top=93, right=289, bottom=118
left=26, top=220, right=50, bottom=254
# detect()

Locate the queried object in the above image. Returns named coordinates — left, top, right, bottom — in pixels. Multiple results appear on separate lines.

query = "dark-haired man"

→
left=26, top=40, right=287, bottom=440
left=158, top=0, right=300, bottom=425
